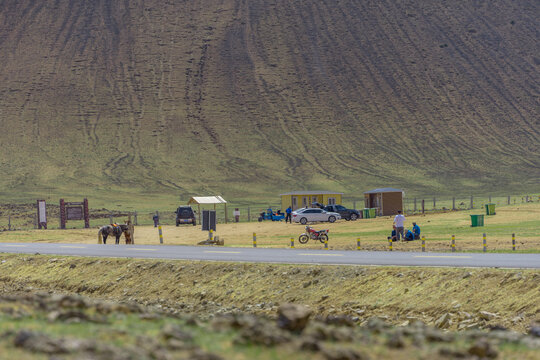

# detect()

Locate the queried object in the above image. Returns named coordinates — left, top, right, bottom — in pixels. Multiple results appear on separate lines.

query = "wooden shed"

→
left=280, top=191, right=343, bottom=211
left=363, top=188, right=404, bottom=216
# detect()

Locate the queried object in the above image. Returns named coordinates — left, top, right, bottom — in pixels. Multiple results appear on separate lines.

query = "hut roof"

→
left=363, top=188, right=403, bottom=194
left=280, top=191, right=344, bottom=196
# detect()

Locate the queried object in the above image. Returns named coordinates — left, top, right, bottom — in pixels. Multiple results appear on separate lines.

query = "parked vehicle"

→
left=298, top=226, right=329, bottom=244
left=292, top=208, right=341, bottom=224
left=175, top=206, right=196, bottom=226
left=323, top=204, right=360, bottom=221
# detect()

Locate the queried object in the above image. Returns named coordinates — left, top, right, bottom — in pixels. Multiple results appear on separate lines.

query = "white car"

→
left=292, top=208, right=341, bottom=224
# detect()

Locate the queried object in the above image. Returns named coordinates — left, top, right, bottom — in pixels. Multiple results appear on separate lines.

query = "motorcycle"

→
left=298, top=226, right=329, bottom=244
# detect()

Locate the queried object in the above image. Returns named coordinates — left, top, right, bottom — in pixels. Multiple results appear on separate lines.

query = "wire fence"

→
left=0, top=194, right=538, bottom=230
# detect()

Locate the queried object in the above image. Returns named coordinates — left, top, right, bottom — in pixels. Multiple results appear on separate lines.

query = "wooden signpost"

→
left=60, top=198, right=90, bottom=229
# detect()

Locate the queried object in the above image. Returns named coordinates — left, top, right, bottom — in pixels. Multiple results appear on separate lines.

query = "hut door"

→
left=302, top=197, right=308, bottom=208
left=292, top=197, right=297, bottom=210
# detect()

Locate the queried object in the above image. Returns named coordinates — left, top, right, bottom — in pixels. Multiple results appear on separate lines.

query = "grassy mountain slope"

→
left=0, top=0, right=538, bottom=206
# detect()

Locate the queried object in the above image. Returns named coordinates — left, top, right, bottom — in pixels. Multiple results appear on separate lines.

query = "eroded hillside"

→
left=0, top=0, right=538, bottom=203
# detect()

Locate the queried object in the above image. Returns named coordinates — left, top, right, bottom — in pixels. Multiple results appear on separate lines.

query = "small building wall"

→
left=382, top=192, right=403, bottom=216
left=281, top=193, right=343, bottom=211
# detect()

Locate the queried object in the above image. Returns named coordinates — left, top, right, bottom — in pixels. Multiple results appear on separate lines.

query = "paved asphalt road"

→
left=0, top=243, right=539, bottom=268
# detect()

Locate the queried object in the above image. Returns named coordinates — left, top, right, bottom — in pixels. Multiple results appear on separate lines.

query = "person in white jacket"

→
left=393, top=210, right=405, bottom=241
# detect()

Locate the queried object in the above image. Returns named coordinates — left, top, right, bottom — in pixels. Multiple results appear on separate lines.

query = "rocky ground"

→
left=1, top=291, right=539, bottom=360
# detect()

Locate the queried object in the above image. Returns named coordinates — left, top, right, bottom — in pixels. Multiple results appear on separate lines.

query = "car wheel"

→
left=192, top=220, right=196, bottom=226
left=350, top=213, right=358, bottom=221
left=328, top=216, right=336, bottom=223
left=345, top=217, right=350, bottom=221
left=258, top=217, right=263, bottom=222
left=300, top=217, right=308, bottom=225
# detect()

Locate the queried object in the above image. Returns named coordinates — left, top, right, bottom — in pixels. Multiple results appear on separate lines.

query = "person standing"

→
left=234, top=208, right=240, bottom=223
left=285, top=206, right=292, bottom=223
left=393, top=210, right=405, bottom=241
left=152, top=213, right=159, bottom=227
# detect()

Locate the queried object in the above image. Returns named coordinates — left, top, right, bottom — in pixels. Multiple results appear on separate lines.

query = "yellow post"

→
left=451, top=235, right=455, bottom=252
left=324, top=238, right=328, bottom=250
left=158, top=225, right=163, bottom=244
left=253, top=232, right=257, bottom=248
left=210, top=229, right=214, bottom=241
left=388, top=238, right=392, bottom=251
left=357, top=237, right=361, bottom=250
left=290, top=237, right=295, bottom=249
left=421, top=236, right=425, bottom=252
left=483, top=233, right=487, bottom=252
left=512, top=233, right=515, bottom=251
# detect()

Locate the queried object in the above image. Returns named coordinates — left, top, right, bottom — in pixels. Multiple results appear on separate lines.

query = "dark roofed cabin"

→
left=363, top=188, right=404, bottom=216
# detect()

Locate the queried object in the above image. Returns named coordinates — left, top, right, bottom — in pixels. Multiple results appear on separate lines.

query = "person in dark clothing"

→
left=387, top=225, right=398, bottom=242
left=404, top=229, right=415, bottom=241
left=285, top=206, right=292, bottom=223
left=412, top=222, right=421, bottom=240
left=152, top=214, right=159, bottom=227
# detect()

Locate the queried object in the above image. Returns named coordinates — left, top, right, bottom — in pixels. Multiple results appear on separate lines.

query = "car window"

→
left=313, top=209, right=323, bottom=213
left=336, top=205, right=346, bottom=210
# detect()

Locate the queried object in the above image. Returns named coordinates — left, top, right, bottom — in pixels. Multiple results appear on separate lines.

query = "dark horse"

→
left=98, top=224, right=131, bottom=244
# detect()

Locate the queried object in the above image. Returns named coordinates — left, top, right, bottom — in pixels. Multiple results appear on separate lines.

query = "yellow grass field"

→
left=1, top=203, right=538, bottom=252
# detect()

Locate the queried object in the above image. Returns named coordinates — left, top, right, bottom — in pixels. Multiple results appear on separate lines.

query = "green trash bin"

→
left=470, top=214, right=484, bottom=227
left=363, top=208, right=370, bottom=219
left=485, top=203, right=496, bottom=215
left=369, top=208, right=377, bottom=218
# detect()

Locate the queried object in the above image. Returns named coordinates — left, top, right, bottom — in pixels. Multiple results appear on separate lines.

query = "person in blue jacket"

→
left=412, top=222, right=421, bottom=240
left=404, top=229, right=415, bottom=241
left=285, top=206, right=292, bottom=223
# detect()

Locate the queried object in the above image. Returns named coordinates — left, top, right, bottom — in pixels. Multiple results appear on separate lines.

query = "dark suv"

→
left=175, top=206, right=196, bottom=226
left=323, top=205, right=360, bottom=221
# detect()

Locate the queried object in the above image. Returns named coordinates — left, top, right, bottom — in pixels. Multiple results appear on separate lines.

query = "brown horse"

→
left=98, top=223, right=132, bottom=244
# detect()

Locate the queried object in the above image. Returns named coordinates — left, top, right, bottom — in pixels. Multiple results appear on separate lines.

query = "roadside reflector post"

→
left=324, top=238, right=328, bottom=250
left=253, top=232, right=257, bottom=248
left=388, top=238, right=393, bottom=251
left=357, top=237, right=361, bottom=250
left=290, top=237, right=294, bottom=249
left=451, top=235, right=456, bottom=252
left=158, top=225, right=164, bottom=244
left=483, top=233, right=487, bottom=252
left=512, top=233, right=516, bottom=251
left=421, top=236, right=425, bottom=252
left=209, top=229, right=214, bottom=242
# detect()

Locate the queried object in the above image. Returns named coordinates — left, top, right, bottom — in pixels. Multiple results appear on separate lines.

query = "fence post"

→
left=421, top=236, right=425, bottom=252
left=483, top=233, right=487, bottom=252
left=158, top=225, right=164, bottom=244
left=451, top=235, right=455, bottom=252
left=247, top=207, right=251, bottom=222
left=253, top=232, right=257, bottom=248
left=388, top=238, right=393, bottom=251
left=8, top=215, right=11, bottom=231
left=357, top=237, right=361, bottom=250
left=421, top=199, right=425, bottom=214
left=290, top=237, right=294, bottom=249
left=512, top=233, right=515, bottom=251
left=507, top=196, right=510, bottom=205
left=452, top=197, right=456, bottom=210
left=470, top=196, right=474, bottom=209
left=433, top=197, right=436, bottom=210
left=489, top=195, right=492, bottom=203
left=526, top=195, right=529, bottom=203
left=134, top=212, right=138, bottom=226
